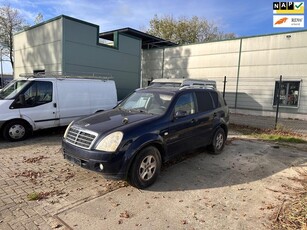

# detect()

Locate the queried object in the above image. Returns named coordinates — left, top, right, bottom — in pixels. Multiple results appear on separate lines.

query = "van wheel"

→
left=208, top=128, right=226, bottom=155
left=128, top=146, right=161, bottom=189
left=3, top=120, right=30, bottom=141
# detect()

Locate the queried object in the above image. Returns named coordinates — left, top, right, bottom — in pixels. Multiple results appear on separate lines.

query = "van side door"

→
left=16, top=80, right=59, bottom=129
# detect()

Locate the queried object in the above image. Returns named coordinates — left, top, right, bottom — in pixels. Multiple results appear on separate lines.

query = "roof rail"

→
left=179, top=85, right=215, bottom=90
left=19, top=71, right=113, bottom=80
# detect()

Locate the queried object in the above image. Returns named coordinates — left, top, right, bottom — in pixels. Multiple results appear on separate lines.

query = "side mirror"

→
left=174, top=110, right=188, bottom=119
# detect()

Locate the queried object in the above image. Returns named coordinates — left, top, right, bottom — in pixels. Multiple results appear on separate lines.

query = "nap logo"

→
left=273, top=2, right=304, bottom=14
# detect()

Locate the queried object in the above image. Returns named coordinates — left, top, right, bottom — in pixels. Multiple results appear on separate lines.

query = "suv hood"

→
left=72, top=109, right=155, bottom=134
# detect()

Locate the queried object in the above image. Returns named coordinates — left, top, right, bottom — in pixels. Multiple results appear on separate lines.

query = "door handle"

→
left=53, top=103, right=57, bottom=108
left=191, top=119, right=197, bottom=124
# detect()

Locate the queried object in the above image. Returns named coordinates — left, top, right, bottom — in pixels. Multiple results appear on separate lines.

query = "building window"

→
left=98, top=32, right=118, bottom=49
left=273, top=81, right=300, bottom=107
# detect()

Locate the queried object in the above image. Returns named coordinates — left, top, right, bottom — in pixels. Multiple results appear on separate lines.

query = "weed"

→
left=27, top=192, right=40, bottom=201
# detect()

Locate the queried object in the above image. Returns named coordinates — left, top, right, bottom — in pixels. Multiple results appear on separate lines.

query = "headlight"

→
left=64, top=121, right=74, bottom=138
left=95, top=131, right=123, bottom=152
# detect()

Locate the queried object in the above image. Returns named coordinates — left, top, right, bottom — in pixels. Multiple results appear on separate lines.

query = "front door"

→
left=165, top=92, right=201, bottom=157
left=18, top=81, right=59, bottom=129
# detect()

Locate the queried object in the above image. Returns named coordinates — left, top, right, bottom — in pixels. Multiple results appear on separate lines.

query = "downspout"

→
left=234, top=38, right=243, bottom=109
left=139, top=42, right=142, bottom=88
left=161, top=48, right=165, bottom=78
left=61, top=17, right=65, bottom=74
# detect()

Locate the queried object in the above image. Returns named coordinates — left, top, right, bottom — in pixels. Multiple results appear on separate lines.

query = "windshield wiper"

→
left=129, top=108, right=147, bottom=113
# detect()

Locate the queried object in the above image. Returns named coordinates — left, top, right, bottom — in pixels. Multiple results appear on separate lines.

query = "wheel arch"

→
left=1, top=118, right=33, bottom=136
left=125, top=139, right=166, bottom=180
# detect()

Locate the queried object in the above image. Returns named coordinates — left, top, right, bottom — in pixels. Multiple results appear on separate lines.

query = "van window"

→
left=24, top=81, right=53, bottom=107
left=0, top=80, right=28, bottom=100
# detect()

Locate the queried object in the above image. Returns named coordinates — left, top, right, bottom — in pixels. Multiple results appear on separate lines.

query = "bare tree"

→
left=147, top=15, right=236, bottom=45
left=34, top=13, right=44, bottom=25
left=0, top=5, right=27, bottom=71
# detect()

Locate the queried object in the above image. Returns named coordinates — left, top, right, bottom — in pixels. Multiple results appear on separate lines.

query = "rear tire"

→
left=209, top=128, right=226, bottom=155
left=3, top=120, right=31, bottom=141
left=128, top=146, right=161, bottom=189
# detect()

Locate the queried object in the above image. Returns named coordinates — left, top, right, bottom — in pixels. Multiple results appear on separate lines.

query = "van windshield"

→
left=0, top=80, right=29, bottom=100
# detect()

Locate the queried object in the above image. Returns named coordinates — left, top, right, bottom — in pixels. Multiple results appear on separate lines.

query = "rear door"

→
left=193, top=91, right=216, bottom=145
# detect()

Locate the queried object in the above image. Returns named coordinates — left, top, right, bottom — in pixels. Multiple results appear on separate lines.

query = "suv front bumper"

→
left=62, top=139, right=127, bottom=179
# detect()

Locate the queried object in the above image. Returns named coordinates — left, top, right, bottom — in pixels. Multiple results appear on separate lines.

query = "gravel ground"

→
left=0, top=128, right=306, bottom=229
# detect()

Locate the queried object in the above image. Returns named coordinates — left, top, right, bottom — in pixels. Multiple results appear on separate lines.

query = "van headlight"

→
left=95, top=131, right=123, bottom=152
left=64, top=121, right=74, bottom=138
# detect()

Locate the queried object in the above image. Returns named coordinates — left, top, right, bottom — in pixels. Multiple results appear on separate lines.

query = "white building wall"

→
left=14, top=17, right=63, bottom=78
left=142, top=31, right=307, bottom=119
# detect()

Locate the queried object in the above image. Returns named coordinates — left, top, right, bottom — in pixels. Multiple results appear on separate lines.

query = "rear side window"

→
left=195, top=91, right=214, bottom=112
left=209, top=91, right=221, bottom=108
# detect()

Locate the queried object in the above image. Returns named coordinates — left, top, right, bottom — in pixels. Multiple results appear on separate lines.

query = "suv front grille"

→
left=66, top=126, right=97, bottom=149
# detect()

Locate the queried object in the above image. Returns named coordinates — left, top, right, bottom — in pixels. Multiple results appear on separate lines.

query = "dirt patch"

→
left=270, top=169, right=307, bottom=229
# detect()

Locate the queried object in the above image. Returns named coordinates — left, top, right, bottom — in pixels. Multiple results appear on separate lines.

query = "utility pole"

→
left=0, top=47, right=3, bottom=88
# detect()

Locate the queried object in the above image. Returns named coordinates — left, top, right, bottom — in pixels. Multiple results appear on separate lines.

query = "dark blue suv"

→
left=62, top=86, right=229, bottom=188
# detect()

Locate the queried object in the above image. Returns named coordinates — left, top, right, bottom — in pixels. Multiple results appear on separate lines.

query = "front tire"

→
left=209, top=128, right=226, bottom=155
left=128, top=146, right=161, bottom=189
left=3, top=120, right=31, bottom=141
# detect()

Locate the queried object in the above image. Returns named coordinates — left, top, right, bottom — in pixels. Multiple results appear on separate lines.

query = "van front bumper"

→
left=62, top=139, right=127, bottom=179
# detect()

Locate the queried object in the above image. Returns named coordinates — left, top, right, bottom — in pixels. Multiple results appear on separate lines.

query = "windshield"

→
left=118, top=91, right=174, bottom=115
left=0, top=80, right=29, bottom=100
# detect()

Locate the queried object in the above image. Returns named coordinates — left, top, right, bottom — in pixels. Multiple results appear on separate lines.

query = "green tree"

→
left=0, top=5, right=28, bottom=71
left=147, top=15, right=236, bottom=45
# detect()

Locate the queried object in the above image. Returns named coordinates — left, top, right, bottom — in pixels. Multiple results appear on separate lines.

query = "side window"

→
left=24, top=81, right=53, bottom=107
left=174, top=93, right=196, bottom=115
left=196, top=91, right=214, bottom=112
left=209, top=91, right=221, bottom=108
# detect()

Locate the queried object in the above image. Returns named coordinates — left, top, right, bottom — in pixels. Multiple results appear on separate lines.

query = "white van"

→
left=0, top=76, right=117, bottom=141
left=149, top=78, right=217, bottom=89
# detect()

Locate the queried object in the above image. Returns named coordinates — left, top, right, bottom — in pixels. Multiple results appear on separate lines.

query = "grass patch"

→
left=254, top=134, right=307, bottom=143
left=230, top=123, right=307, bottom=143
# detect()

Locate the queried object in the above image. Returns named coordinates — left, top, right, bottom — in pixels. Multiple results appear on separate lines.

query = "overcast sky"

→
left=1, top=0, right=306, bottom=74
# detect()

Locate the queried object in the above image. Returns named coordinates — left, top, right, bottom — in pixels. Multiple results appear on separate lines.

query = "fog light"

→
left=99, top=163, right=104, bottom=171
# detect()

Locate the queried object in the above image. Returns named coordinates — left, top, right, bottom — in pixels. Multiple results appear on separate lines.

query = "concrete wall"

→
left=62, top=17, right=141, bottom=100
left=14, top=17, right=63, bottom=77
left=142, top=31, right=307, bottom=119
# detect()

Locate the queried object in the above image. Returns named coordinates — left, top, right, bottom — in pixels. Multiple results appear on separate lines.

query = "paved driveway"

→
left=0, top=129, right=306, bottom=229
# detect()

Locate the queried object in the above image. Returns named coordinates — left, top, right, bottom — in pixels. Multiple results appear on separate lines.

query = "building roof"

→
left=99, top=27, right=177, bottom=49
